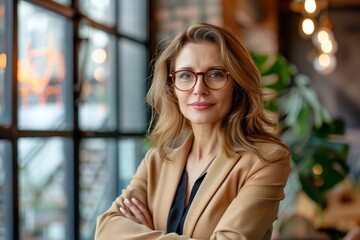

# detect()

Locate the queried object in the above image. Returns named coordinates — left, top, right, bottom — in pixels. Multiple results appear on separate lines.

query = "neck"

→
left=190, top=124, right=220, bottom=161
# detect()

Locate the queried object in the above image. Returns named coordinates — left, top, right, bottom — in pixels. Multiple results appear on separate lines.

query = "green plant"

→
left=252, top=53, right=350, bottom=209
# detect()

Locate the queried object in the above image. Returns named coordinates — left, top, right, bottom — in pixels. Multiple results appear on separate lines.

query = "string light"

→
left=304, top=0, right=317, bottom=15
left=294, top=0, right=338, bottom=75
left=320, top=38, right=334, bottom=54
left=300, top=17, right=316, bottom=36
left=313, top=53, right=337, bottom=75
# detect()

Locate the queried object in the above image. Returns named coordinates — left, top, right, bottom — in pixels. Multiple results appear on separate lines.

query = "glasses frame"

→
left=169, top=68, right=230, bottom=92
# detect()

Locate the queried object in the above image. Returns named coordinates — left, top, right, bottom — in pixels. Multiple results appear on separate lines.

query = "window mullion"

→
left=10, top=0, right=19, bottom=238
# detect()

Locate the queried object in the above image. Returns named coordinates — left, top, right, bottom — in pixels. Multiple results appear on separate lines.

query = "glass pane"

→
left=78, top=25, right=117, bottom=131
left=18, top=137, right=71, bottom=240
left=18, top=1, right=73, bottom=130
left=0, top=141, right=11, bottom=240
left=118, top=137, right=147, bottom=191
left=119, top=0, right=148, bottom=41
left=79, top=138, right=116, bottom=239
left=79, top=0, right=116, bottom=27
left=0, top=1, right=10, bottom=125
left=51, top=0, right=70, bottom=5
left=119, top=39, right=147, bottom=133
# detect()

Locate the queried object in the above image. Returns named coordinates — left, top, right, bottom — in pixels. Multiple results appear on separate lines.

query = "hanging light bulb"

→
left=299, top=17, right=316, bottom=37
left=302, top=0, right=321, bottom=17
left=321, top=38, right=338, bottom=54
left=318, top=29, right=330, bottom=42
left=312, top=27, right=331, bottom=46
left=313, top=53, right=337, bottom=75
left=304, top=0, right=317, bottom=14
left=312, top=27, right=338, bottom=54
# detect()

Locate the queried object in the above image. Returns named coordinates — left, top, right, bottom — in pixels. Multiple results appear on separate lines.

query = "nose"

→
left=193, top=74, right=209, bottom=95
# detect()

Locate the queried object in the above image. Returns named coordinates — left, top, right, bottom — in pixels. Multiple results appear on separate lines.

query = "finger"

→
left=119, top=207, right=135, bottom=221
left=131, top=198, right=153, bottom=228
left=124, top=198, right=147, bottom=224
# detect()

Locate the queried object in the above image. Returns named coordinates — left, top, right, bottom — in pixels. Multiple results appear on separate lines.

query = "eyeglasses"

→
left=169, top=69, right=230, bottom=91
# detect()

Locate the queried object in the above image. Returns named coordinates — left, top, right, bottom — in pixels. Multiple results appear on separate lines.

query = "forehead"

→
left=174, top=42, right=223, bottom=69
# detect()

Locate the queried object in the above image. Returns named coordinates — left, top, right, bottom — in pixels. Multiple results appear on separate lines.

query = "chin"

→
left=188, top=118, right=222, bottom=126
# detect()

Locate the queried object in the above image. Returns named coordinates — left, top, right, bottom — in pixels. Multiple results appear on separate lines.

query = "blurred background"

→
left=0, top=0, right=359, bottom=239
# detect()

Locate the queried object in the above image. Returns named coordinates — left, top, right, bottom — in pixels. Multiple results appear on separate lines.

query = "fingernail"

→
left=131, top=198, right=137, bottom=203
left=124, top=198, right=130, bottom=204
left=120, top=207, right=126, bottom=212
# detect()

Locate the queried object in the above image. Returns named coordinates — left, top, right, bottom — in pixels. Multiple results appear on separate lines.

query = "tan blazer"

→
left=95, top=135, right=290, bottom=240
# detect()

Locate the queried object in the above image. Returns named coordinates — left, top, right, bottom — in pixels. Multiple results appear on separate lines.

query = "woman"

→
left=95, top=23, right=290, bottom=240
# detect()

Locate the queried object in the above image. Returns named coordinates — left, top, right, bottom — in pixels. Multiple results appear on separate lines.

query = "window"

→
left=1, top=0, right=150, bottom=239
left=0, top=1, right=10, bottom=125
left=19, top=138, right=71, bottom=239
left=0, top=141, right=11, bottom=240
left=118, top=39, right=147, bottom=132
left=78, top=25, right=117, bottom=131
left=18, top=1, right=72, bottom=130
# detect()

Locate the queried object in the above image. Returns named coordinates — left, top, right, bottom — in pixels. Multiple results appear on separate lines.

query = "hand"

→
left=119, top=198, right=154, bottom=229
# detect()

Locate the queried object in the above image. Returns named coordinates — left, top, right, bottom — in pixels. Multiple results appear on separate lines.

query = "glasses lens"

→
left=174, top=70, right=196, bottom=91
left=205, top=70, right=228, bottom=89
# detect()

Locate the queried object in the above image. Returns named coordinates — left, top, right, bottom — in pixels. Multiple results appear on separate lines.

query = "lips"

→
left=189, top=102, right=215, bottom=110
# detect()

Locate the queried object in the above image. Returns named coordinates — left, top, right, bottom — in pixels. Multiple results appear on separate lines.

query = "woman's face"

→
left=173, top=42, right=234, bottom=127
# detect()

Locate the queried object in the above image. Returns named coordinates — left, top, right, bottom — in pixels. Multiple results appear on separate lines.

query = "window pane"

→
left=119, top=39, right=147, bottom=133
left=18, top=137, right=72, bottom=240
left=79, top=0, right=116, bottom=27
left=0, top=141, right=11, bottom=240
left=79, top=138, right=117, bottom=239
left=18, top=1, right=73, bottom=130
left=78, top=25, right=117, bottom=131
left=119, top=0, right=148, bottom=41
left=118, top=137, right=147, bottom=191
left=0, top=1, right=10, bottom=125
left=51, top=0, right=70, bottom=5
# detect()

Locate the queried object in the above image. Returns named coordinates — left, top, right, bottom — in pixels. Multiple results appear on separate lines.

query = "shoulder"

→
left=143, top=147, right=163, bottom=166
left=237, top=142, right=290, bottom=162
left=234, top=143, right=291, bottom=185
left=257, top=142, right=290, bottom=162
left=234, top=142, right=290, bottom=174
left=145, top=132, right=193, bottom=162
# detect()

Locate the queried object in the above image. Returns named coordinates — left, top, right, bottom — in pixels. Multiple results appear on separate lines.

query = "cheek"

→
left=174, top=92, right=187, bottom=109
left=220, top=90, right=234, bottom=113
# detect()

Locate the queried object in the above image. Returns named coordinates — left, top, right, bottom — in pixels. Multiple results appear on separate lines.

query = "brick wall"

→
left=153, top=0, right=279, bottom=55
left=154, top=0, right=222, bottom=41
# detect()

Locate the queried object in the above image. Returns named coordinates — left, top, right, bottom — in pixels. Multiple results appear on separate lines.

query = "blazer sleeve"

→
left=95, top=150, right=195, bottom=240
left=210, top=149, right=290, bottom=240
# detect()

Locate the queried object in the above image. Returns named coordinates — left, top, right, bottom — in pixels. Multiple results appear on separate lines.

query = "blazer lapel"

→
left=154, top=135, right=193, bottom=230
left=183, top=150, right=241, bottom=236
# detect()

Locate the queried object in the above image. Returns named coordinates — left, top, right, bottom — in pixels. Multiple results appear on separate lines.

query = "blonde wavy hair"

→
left=147, top=23, right=289, bottom=161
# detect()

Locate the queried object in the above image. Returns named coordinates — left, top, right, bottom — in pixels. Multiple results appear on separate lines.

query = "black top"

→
left=166, top=170, right=207, bottom=234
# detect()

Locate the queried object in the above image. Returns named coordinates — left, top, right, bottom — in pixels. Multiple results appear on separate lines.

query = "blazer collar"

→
left=155, top=134, right=193, bottom=230
left=183, top=149, right=241, bottom=236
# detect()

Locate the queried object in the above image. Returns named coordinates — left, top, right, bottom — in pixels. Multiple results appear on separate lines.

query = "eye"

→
left=176, top=71, right=194, bottom=80
left=207, top=70, right=226, bottom=79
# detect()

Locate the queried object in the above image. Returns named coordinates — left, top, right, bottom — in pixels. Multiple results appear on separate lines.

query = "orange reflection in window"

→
left=0, top=53, right=6, bottom=70
left=17, top=33, right=66, bottom=106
